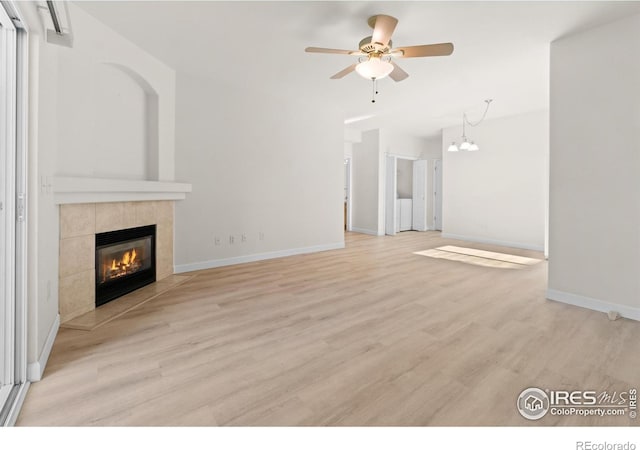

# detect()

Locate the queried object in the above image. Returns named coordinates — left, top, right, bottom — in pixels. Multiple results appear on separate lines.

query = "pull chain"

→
left=371, top=78, right=380, bottom=103
left=371, top=78, right=376, bottom=103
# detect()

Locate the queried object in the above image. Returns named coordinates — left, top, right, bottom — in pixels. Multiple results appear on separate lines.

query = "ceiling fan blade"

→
left=395, top=43, right=454, bottom=58
left=389, top=62, right=409, bottom=82
left=369, top=14, right=398, bottom=46
left=330, top=64, right=357, bottom=79
left=305, top=47, right=356, bottom=55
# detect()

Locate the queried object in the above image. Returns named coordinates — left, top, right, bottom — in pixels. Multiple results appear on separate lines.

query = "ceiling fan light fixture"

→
left=468, top=142, right=479, bottom=151
left=306, top=15, right=455, bottom=102
left=459, top=139, right=471, bottom=151
left=355, top=56, right=394, bottom=80
left=447, top=142, right=459, bottom=152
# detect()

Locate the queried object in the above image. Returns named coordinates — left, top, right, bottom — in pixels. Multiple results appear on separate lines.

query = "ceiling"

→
left=78, top=1, right=640, bottom=138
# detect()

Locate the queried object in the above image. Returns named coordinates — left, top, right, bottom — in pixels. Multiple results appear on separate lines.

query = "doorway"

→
left=344, top=158, right=351, bottom=231
left=385, top=155, right=428, bottom=235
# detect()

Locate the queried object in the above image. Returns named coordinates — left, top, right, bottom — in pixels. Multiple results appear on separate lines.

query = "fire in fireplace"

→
left=95, top=225, right=156, bottom=307
left=99, top=241, right=147, bottom=283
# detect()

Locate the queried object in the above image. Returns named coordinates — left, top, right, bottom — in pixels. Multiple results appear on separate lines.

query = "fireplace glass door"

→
left=97, top=237, right=152, bottom=285
left=95, top=225, right=156, bottom=307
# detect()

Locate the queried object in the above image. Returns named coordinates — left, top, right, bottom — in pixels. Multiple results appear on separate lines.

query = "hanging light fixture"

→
left=448, top=99, right=492, bottom=152
left=354, top=54, right=395, bottom=103
left=355, top=55, right=394, bottom=80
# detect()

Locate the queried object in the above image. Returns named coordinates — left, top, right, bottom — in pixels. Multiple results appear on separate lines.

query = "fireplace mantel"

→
left=52, top=176, right=192, bottom=204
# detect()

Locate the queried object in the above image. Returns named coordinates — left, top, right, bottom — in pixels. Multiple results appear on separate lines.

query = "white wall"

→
left=343, top=143, right=353, bottom=160
left=19, top=2, right=176, bottom=374
left=351, top=130, right=381, bottom=235
left=421, top=136, right=442, bottom=161
left=396, top=158, right=413, bottom=198
left=56, top=62, right=147, bottom=179
left=173, top=72, right=344, bottom=270
left=54, top=3, right=176, bottom=181
left=30, top=28, right=60, bottom=371
left=380, top=130, right=427, bottom=159
left=442, top=110, right=548, bottom=250
left=548, top=14, right=640, bottom=320
left=344, top=128, right=362, bottom=145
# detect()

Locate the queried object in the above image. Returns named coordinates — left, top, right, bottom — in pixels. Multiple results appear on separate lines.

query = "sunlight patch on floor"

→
left=413, top=246, right=541, bottom=269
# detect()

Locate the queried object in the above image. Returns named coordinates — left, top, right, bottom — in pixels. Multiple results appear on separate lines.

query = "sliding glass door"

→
left=0, top=2, right=24, bottom=424
left=0, top=4, right=15, bottom=413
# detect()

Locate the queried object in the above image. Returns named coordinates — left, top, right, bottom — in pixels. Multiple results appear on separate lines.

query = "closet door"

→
left=399, top=199, right=413, bottom=231
left=412, top=160, right=427, bottom=231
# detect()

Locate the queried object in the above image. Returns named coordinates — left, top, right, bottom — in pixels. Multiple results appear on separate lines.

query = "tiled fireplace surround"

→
left=59, top=201, right=174, bottom=323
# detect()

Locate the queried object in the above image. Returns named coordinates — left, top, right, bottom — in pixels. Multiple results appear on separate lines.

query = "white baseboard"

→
left=547, top=289, right=640, bottom=322
left=174, top=242, right=345, bottom=273
left=28, top=314, right=59, bottom=382
left=350, top=227, right=381, bottom=236
left=441, top=233, right=544, bottom=252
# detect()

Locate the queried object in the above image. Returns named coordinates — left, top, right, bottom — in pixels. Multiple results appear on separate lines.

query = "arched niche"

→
left=101, top=62, right=161, bottom=181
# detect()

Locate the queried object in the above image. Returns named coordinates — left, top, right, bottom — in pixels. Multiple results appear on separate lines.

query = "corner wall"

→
left=442, top=110, right=549, bottom=250
left=351, top=130, right=381, bottom=235
left=19, top=1, right=177, bottom=377
left=548, top=14, right=640, bottom=320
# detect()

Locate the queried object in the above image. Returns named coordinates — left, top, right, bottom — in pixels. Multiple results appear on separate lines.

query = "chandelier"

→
left=448, top=99, right=493, bottom=152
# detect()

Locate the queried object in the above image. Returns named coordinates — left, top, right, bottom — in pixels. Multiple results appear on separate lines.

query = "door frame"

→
left=344, top=157, right=352, bottom=232
left=0, top=1, right=29, bottom=426
left=412, top=159, right=428, bottom=232
left=433, top=159, right=443, bottom=231
left=0, top=2, right=17, bottom=412
left=385, top=154, right=425, bottom=235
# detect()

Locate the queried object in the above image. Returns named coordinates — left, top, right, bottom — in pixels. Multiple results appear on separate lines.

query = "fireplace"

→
left=95, top=225, right=156, bottom=307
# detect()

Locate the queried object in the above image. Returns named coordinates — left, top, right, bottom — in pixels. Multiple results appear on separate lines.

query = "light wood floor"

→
left=17, top=232, right=640, bottom=426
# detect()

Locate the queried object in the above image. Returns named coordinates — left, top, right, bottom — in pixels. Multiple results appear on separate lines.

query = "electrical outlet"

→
left=229, top=235, right=235, bottom=244
left=241, top=233, right=247, bottom=243
left=214, top=236, right=221, bottom=245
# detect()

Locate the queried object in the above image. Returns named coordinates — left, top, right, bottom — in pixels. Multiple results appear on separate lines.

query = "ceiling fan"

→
left=305, top=14, right=454, bottom=84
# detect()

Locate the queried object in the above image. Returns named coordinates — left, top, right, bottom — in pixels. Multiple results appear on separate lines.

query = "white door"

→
left=434, top=159, right=443, bottom=231
left=412, top=160, right=427, bottom=231
left=385, top=155, right=397, bottom=235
